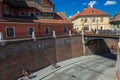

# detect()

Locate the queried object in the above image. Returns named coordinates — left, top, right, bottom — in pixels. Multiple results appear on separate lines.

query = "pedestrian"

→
left=22, top=67, right=30, bottom=79
left=53, top=59, right=57, bottom=68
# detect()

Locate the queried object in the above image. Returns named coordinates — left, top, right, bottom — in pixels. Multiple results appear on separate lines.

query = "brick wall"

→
left=71, top=35, right=83, bottom=58
left=0, top=37, right=56, bottom=80
left=0, top=22, right=73, bottom=39
left=56, top=36, right=72, bottom=62
left=0, top=35, right=83, bottom=80
left=0, top=35, right=117, bottom=80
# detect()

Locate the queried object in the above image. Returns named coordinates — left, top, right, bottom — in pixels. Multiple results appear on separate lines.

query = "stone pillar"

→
left=69, top=30, right=72, bottom=36
left=32, top=32, right=36, bottom=41
left=53, top=31, right=56, bottom=38
left=0, top=32, right=5, bottom=45
left=0, top=32, right=3, bottom=40
left=82, top=30, right=86, bottom=56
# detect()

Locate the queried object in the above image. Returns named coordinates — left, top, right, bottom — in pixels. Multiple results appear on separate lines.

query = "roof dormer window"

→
left=92, top=11, right=96, bottom=13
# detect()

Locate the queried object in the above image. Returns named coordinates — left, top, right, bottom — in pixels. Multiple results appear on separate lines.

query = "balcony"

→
left=26, top=1, right=54, bottom=12
left=3, top=0, right=54, bottom=12
left=3, top=0, right=26, bottom=7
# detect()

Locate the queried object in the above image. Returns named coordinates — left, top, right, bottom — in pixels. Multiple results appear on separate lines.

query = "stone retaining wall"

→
left=0, top=35, right=83, bottom=80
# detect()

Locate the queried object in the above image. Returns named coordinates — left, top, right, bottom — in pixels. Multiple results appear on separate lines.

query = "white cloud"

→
left=88, top=1, right=97, bottom=7
left=104, top=1, right=117, bottom=6
left=82, top=2, right=87, bottom=5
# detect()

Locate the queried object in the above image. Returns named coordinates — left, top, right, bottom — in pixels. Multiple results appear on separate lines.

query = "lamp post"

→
left=81, top=19, right=86, bottom=56
left=81, top=19, right=84, bottom=34
left=96, top=19, right=99, bottom=34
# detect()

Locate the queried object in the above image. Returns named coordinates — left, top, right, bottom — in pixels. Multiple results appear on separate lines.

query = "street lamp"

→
left=96, top=19, right=99, bottom=34
left=81, top=18, right=86, bottom=56
left=81, top=19, right=84, bottom=35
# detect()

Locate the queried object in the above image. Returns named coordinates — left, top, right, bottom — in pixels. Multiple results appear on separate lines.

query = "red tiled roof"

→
left=79, top=7, right=110, bottom=16
left=0, top=18, right=73, bottom=25
left=69, top=12, right=80, bottom=21
left=110, top=13, right=120, bottom=22
left=69, top=6, right=110, bottom=21
left=57, top=12, right=67, bottom=20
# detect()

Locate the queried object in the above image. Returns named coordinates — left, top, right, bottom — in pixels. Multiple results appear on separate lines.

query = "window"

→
left=19, top=12, right=26, bottom=16
left=101, top=26, right=103, bottom=30
left=43, top=13, right=52, bottom=16
left=101, top=26, right=104, bottom=30
left=64, top=27, right=68, bottom=33
left=100, top=17, right=104, bottom=22
left=36, top=0, right=40, bottom=4
left=29, top=12, right=34, bottom=17
left=84, top=25, right=89, bottom=31
left=92, top=11, right=96, bottom=13
left=92, top=18, right=96, bottom=23
left=44, top=27, right=50, bottom=35
left=28, top=27, right=34, bottom=36
left=4, top=9, right=9, bottom=15
left=84, top=18, right=88, bottom=23
left=35, top=12, right=40, bottom=16
left=6, top=27, right=15, bottom=38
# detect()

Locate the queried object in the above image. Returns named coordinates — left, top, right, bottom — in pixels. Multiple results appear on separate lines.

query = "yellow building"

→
left=69, top=6, right=110, bottom=33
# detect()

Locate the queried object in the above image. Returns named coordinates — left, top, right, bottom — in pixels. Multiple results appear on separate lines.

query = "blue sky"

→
left=52, top=0, right=120, bottom=18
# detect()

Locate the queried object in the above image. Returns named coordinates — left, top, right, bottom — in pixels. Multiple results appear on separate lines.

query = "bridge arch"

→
left=85, top=38, right=118, bottom=55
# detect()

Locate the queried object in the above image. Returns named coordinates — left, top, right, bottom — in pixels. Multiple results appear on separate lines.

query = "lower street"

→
left=45, top=54, right=116, bottom=80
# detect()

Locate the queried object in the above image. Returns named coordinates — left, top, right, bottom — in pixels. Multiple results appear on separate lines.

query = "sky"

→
left=52, top=0, right=120, bottom=18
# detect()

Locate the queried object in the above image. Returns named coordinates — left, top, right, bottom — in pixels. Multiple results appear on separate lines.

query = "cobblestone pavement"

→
left=18, top=55, right=116, bottom=80
left=45, top=56, right=116, bottom=80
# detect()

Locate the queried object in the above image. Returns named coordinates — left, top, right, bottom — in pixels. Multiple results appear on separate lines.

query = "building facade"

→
left=69, top=6, right=110, bottom=33
left=110, top=13, right=120, bottom=32
left=0, top=0, right=73, bottom=39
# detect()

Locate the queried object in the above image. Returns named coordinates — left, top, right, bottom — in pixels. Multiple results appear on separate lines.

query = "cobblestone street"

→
left=45, top=55, right=116, bottom=80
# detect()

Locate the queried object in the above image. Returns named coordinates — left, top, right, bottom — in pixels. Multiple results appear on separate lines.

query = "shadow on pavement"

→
left=95, top=53, right=117, bottom=61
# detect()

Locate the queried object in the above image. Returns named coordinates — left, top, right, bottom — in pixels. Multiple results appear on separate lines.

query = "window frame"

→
left=92, top=18, right=96, bottom=23
left=19, top=12, right=26, bottom=16
left=100, top=17, right=104, bottom=23
left=6, top=27, right=15, bottom=38
left=63, top=27, right=68, bottom=33
left=28, top=27, right=35, bottom=36
left=44, top=27, right=50, bottom=35
left=84, top=25, right=89, bottom=31
left=28, top=12, right=35, bottom=17
left=35, top=12, right=41, bottom=16
left=84, top=18, right=88, bottom=23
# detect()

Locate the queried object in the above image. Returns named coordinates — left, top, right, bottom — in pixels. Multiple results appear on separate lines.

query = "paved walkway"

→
left=18, top=55, right=116, bottom=80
